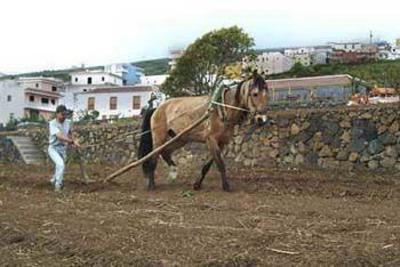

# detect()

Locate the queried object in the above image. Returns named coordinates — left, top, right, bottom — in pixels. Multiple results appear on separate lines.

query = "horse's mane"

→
left=234, top=73, right=266, bottom=103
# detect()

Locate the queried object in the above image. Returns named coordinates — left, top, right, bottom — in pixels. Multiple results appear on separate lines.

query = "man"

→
left=48, top=105, right=80, bottom=191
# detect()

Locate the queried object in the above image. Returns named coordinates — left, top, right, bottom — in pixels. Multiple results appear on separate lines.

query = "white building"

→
left=62, top=69, right=124, bottom=110
left=329, top=42, right=362, bottom=52
left=70, top=70, right=123, bottom=86
left=73, top=85, right=164, bottom=120
left=284, top=47, right=314, bottom=66
left=388, top=46, right=400, bottom=60
left=0, top=77, right=63, bottom=125
left=140, top=74, right=169, bottom=86
left=244, top=52, right=294, bottom=75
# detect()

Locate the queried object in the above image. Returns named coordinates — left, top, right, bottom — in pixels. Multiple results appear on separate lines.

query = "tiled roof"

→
left=79, top=86, right=155, bottom=94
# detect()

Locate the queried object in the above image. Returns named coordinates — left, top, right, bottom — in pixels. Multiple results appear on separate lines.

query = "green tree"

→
left=162, top=26, right=254, bottom=97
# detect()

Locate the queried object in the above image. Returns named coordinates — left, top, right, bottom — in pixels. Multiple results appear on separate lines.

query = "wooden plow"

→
left=102, top=111, right=210, bottom=183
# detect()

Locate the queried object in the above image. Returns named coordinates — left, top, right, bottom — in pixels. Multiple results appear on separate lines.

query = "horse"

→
left=138, top=72, right=269, bottom=191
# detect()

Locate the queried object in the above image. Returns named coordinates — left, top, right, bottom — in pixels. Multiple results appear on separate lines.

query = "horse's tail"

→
left=138, top=108, right=157, bottom=174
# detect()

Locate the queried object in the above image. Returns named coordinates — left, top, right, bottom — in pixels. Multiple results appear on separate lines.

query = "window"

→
left=51, top=99, right=56, bottom=105
left=35, top=83, right=39, bottom=88
left=75, top=77, right=78, bottom=82
left=133, top=96, right=141, bottom=109
left=101, top=76, right=105, bottom=82
left=87, top=77, right=92, bottom=85
left=110, top=97, right=117, bottom=110
left=41, top=98, right=49, bottom=104
left=7, top=95, right=11, bottom=102
left=83, top=89, right=87, bottom=92
left=88, top=97, right=95, bottom=110
left=52, top=86, right=57, bottom=92
left=29, top=95, right=35, bottom=102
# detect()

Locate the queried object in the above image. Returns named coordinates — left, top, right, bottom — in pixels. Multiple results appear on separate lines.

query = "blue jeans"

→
left=48, top=145, right=67, bottom=188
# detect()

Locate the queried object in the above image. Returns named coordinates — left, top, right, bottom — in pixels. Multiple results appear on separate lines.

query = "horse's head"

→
left=241, top=70, right=269, bottom=125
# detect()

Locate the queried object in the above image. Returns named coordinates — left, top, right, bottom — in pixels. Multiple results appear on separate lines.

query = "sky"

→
left=1, top=0, right=400, bottom=74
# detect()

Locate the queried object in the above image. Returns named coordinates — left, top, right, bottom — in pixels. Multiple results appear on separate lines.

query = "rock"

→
left=306, top=152, right=319, bottom=164
left=277, top=118, right=290, bottom=127
left=283, top=155, right=294, bottom=164
left=378, top=125, right=388, bottom=134
left=385, top=146, right=398, bottom=158
left=389, top=121, right=400, bottom=134
left=351, top=139, right=366, bottom=153
left=360, top=151, right=371, bottom=163
left=297, top=142, right=306, bottom=153
left=291, top=124, right=300, bottom=135
left=349, top=152, right=359, bottom=162
left=290, top=144, right=297, bottom=154
left=336, top=150, right=349, bottom=161
left=368, top=160, right=379, bottom=170
left=319, top=145, right=333, bottom=157
left=294, top=154, right=304, bottom=165
left=244, top=159, right=252, bottom=167
left=269, top=150, right=279, bottom=158
left=341, top=131, right=351, bottom=143
left=361, top=112, right=372, bottom=119
left=352, top=119, right=378, bottom=141
left=301, top=121, right=310, bottom=131
left=368, top=140, right=384, bottom=155
left=381, top=157, right=396, bottom=168
left=340, top=120, right=351, bottom=128
left=378, top=132, right=396, bottom=145
left=234, top=135, right=243, bottom=145
left=313, top=141, right=324, bottom=151
left=395, top=163, right=400, bottom=171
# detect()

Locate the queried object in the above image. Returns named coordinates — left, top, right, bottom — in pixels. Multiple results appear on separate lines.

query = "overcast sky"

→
left=1, top=0, right=400, bottom=74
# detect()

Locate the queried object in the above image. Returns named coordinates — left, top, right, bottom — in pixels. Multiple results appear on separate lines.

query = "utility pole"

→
left=369, top=30, right=373, bottom=45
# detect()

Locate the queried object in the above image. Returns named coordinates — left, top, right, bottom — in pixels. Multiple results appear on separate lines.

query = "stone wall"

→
left=2, top=104, right=400, bottom=172
left=0, top=136, right=23, bottom=163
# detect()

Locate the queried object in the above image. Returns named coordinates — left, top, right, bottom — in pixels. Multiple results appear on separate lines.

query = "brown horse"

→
left=138, top=72, right=268, bottom=191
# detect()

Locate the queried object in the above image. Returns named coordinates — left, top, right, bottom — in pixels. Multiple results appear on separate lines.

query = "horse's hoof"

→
left=193, top=182, right=201, bottom=191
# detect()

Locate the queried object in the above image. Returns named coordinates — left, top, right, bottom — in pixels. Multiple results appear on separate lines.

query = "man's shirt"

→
left=49, top=119, right=72, bottom=147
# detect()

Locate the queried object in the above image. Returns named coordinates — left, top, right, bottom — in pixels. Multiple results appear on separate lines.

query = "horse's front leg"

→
left=193, top=158, right=213, bottom=190
left=207, top=137, right=230, bottom=192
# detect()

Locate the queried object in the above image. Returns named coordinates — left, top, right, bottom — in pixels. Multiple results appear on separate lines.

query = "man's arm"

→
left=56, top=132, right=74, bottom=144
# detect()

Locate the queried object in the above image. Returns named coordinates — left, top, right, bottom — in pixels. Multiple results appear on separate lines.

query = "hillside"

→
left=0, top=66, right=102, bottom=82
left=132, top=58, right=169, bottom=75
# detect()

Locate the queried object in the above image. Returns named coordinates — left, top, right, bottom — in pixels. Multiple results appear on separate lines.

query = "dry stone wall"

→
left=2, top=105, right=400, bottom=172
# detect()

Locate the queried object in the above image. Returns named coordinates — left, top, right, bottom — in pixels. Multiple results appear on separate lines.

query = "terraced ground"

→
left=0, top=163, right=399, bottom=266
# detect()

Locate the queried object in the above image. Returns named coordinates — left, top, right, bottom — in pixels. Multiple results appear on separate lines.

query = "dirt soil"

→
left=1, top=163, right=400, bottom=266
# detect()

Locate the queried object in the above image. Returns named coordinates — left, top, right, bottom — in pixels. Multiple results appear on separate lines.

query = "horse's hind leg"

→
left=143, top=156, right=158, bottom=190
left=193, top=159, right=213, bottom=190
left=161, top=151, right=178, bottom=181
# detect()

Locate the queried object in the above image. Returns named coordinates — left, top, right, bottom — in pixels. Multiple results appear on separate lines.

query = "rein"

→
left=210, top=101, right=251, bottom=113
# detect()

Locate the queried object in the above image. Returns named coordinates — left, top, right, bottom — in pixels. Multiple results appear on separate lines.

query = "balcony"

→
left=25, top=101, right=57, bottom=112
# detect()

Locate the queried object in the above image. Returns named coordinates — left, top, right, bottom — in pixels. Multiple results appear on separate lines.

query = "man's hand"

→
left=72, top=140, right=81, bottom=149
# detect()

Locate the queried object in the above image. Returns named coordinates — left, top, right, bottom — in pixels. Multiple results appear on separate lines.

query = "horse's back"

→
left=151, top=96, right=209, bottom=141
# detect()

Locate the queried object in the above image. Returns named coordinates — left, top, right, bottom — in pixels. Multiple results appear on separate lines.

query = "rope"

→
left=210, top=101, right=251, bottom=113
